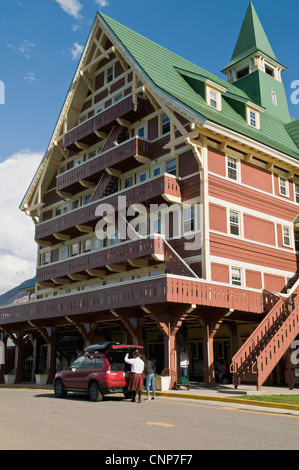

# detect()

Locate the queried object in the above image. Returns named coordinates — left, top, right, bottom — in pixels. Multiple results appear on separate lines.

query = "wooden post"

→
left=200, top=311, right=225, bottom=388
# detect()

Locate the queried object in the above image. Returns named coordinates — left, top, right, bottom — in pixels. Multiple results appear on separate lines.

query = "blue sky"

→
left=0, top=0, right=298, bottom=294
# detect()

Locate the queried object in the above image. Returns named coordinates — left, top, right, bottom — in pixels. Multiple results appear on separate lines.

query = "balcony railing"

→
left=57, top=137, right=151, bottom=193
left=36, top=236, right=164, bottom=283
left=63, top=96, right=147, bottom=149
left=36, top=175, right=181, bottom=242
left=0, top=275, right=265, bottom=326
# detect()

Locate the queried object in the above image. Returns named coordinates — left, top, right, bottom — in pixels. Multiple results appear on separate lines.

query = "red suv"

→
left=54, top=342, right=143, bottom=402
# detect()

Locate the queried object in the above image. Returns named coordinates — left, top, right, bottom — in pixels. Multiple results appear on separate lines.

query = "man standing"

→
left=180, top=348, right=189, bottom=378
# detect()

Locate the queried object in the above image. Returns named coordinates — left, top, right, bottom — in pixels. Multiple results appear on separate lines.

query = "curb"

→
left=1, top=384, right=299, bottom=411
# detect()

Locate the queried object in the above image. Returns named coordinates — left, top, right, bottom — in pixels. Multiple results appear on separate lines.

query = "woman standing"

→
left=144, top=357, right=156, bottom=400
left=125, top=350, right=145, bottom=403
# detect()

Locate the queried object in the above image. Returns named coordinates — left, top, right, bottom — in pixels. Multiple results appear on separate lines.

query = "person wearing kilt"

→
left=125, top=351, right=145, bottom=403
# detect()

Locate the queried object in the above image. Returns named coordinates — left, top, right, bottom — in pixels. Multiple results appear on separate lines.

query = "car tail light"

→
left=105, top=370, right=110, bottom=378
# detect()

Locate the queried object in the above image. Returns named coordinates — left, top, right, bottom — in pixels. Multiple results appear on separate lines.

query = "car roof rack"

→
left=84, top=342, right=120, bottom=353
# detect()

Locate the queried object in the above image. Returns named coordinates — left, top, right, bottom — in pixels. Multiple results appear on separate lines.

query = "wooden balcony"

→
left=0, top=275, right=266, bottom=327
left=36, top=236, right=165, bottom=284
left=63, top=96, right=147, bottom=151
left=57, top=137, right=151, bottom=194
left=36, top=175, right=181, bottom=243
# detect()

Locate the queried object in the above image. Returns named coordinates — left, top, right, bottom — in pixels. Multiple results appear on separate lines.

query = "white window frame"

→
left=294, top=182, right=299, bottom=204
left=231, top=267, right=242, bottom=286
left=107, top=66, right=114, bottom=84
left=206, top=86, right=221, bottom=111
left=227, top=156, right=238, bottom=181
left=166, top=158, right=177, bottom=176
left=183, top=206, right=195, bottom=234
left=138, top=170, right=148, bottom=183
left=282, top=226, right=292, bottom=247
left=229, top=209, right=241, bottom=237
left=152, top=165, right=162, bottom=178
left=279, top=176, right=289, bottom=197
left=247, top=107, right=260, bottom=129
left=161, top=113, right=170, bottom=134
left=271, top=90, right=278, bottom=106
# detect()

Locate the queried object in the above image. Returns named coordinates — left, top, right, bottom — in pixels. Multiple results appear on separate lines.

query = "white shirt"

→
left=125, top=356, right=144, bottom=374
left=180, top=351, right=189, bottom=368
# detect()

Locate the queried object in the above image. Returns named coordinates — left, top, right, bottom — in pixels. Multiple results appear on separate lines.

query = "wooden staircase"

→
left=230, top=282, right=299, bottom=390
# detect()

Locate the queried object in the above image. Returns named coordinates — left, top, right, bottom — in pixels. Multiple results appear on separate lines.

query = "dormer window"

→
left=265, top=64, right=275, bottom=77
left=247, top=106, right=260, bottom=129
left=206, top=86, right=221, bottom=111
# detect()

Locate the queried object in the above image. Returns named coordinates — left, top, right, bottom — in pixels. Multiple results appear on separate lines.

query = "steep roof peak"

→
left=223, top=2, right=279, bottom=71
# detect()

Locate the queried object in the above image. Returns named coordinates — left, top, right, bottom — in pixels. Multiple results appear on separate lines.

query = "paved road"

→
left=0, top=388, right=298, bottom=451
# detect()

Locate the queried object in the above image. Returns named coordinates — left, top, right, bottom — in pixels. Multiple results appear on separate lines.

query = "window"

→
left=283, top=226, right=291, bottom=247
left=249, top=110, right=257, bottom=127
left=279, top=177, right=288, bottom=197
left=60, top=246, right=68, bottom=260
left=247, top=107, right=260, bottom=129
left=136, top=125, right=146, bottom=139
left=152, top=165, right=162, bottom=177
left=96, top=107, right=103, bottom=114
left=138, top=171, right=148, bottom=183
left=72, top=200, right=80, bottom=210
left=227, top=156, right=237, bottom=180
left=94, top=238, right=102, bottom=251
left=83, top=239, right=92, bottom=253
left=71, top=243, right=80, bottom=257
left=166, top=158, right=176, bottom=176
left=207, top=87, right=221, bottom=110
left=295, top=231, right=299, bottom=252
left=265, top=64, right=274, bottom=77
left=114, top=93, right=122, bottom=102
left=237, top=67, right=249, bottom=80
left=89, top=150, right=96, bottom=159
left=55, top=207, right=62, bottom=217
left=295, top=183, right=299, bottom=203
left=84, top=194, right=92, bottom=205
left=272, top=91, right=277, bottom=106
left=124, top=176, right=133, bottom=188
left=230, top=210, right=240, bottom=236
left=42, top=252, right=50, bottom=265
left=107, top=67, right=114, bottom=83
left=231, top=267, right=242, bottom=286
left=75, top=158, right=83, bottom=167
left=209, top=90, right=218, bottom=108
left=62, top=204, right=69, bottom=214
left=151, top=216, right=161, bottom=234
left=162, top=114, right=170, bottom=134
left=183, top=206, right=194, bottom=233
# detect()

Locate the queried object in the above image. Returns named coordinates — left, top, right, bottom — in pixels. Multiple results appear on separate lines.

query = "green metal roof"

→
left=98, top=10, right=299, bottom=160
left=222, top=2, right=283, bottom=71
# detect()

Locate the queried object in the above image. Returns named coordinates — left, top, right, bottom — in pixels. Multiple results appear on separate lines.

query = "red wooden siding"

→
left=209, top=203, right=227, bottom=233
left=241, top=161, right=272, bottom=193
left=208, top=147, right=226, bottom=176
left=264, top=273, right=286, bottom=292
left=243, top=214, right=275, bottom=245
left=245, top=269, right=262, bottom=289
left=211, top=262, right=229, bottom=283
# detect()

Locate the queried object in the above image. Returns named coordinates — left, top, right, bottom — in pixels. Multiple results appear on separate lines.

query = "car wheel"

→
left=54, top=379, right=67, bottom=398
left=88, top=381, right=103, bottom=402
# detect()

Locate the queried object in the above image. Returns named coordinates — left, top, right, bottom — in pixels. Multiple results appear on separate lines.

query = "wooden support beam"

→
left=128, top=259, right=149, bottom=268
left=76, top=224, right=94, bottom=233
left=52, top=278, right=71, bottom=285
left=68, top=274, right=88, bottom=281
left=53, top=233, right=71, bottom=241
left=57, top=191, right=72, bottom=199
left=75, top=141, right=89, bottom=150
left=106, top=264, right=127, bottom=273
left=79, top=180, right=96, bottom=189
left=86, top=269, right=106, bottom=277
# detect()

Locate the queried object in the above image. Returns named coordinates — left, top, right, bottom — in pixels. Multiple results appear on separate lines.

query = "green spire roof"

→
left=222, top=2, right=281, bottom=71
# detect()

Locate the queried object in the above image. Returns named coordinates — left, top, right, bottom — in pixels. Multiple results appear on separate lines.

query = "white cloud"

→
left=70, top=42, right=84, bottom=60
left=6, top=39, right=35, bottom=60
left=94, top=0, right=109, bottom=7
left=24, top=72, right=38, bottom=84
left=55, top=0, right=83, bottom=19
left=0, top=150, right=43, bottom=295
